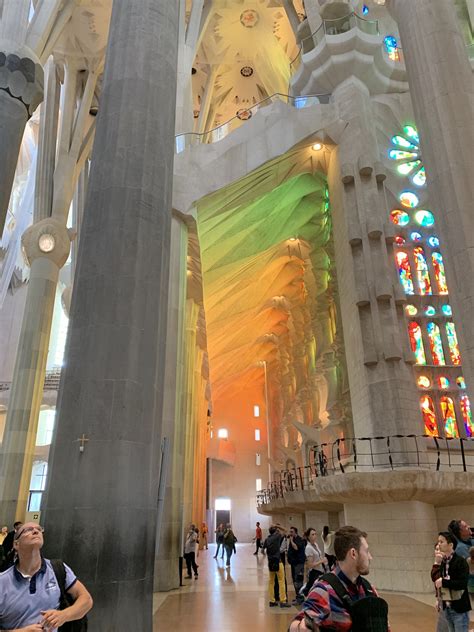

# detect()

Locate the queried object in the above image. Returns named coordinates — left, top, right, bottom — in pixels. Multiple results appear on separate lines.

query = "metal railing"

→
left=257, top=434, right=474, bottom=506
left=175, top=91, right=331, bottom=151
left=290, top=12, right=379, bottom=73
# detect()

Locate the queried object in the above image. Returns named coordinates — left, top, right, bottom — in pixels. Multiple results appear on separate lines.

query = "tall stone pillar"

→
left=42, top=1, right=179, bottom=629
left=388, top=0, right=474, bottom=400
left=154, top=215, right=189, bottom=592
left=328, top=78, right=422, bottom=446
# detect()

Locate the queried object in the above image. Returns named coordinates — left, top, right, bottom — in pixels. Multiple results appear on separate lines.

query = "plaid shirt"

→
left=295, top=567, right=387, bottom=631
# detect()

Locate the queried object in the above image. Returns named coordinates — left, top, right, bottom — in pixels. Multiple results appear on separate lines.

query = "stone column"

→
left=0, top=219, right=71, bottom=523
left=0, top=43, right=43, bottom=234
left=328, top=78, right=422, bottom=448
left=154, top=215, right=189, bottom=592
left=42, top=1, right=179, bottom=629
left=389, top=0, right=474, bottom=401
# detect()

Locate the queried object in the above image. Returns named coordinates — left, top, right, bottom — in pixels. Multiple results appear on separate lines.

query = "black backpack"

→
left=50, top=559, right=88, bottom=632
left=321, top=572, right=389, bottom=632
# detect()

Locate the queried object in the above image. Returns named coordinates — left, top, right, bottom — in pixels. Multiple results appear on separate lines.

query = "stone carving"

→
left=0, top=52, right=44, bottom=117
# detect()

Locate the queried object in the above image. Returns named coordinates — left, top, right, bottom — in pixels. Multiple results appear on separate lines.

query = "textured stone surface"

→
left=42, top=1, right=179, bottom=629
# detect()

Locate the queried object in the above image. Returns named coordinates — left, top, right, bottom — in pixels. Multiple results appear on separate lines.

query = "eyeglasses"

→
left=16, top=526, right=44, bottom=539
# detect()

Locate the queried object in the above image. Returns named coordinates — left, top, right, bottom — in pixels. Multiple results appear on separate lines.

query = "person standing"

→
left=0, top=522, right=93, bottom=630
left=303, top=527, right=327, bottom=597
left=431, top=531, right=471, bottom=632
left=254, top=521, right=263, bottom=555
left=184, top=524, right=199, bottom=579
left=201, top=522, right=208, bottom=549
left=449, top=520, right=474, bottom=560
left=0, top=521, right=22, bottom=571
left=287, top=526, right=306, bottom=605
left=264, top=525, right=291, bottom=609
left=223, top=523, right=236, bottom=568
left=214, top=523, right=225, bottom=559
left=321, top=525, right=336, bottom=570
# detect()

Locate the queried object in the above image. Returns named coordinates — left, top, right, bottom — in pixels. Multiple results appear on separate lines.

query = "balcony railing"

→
left=175, top=91, right=331, bottom=152
left=290, top=12, right=379, bottom=73
left=257, top=434, right=474, bottom=506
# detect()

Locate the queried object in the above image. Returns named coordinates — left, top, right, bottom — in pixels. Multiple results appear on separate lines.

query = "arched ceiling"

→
left=197, top=168, right=330, bottom=401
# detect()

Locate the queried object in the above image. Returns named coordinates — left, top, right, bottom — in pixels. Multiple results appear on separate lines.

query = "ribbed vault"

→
left=197, top=169, right=330, bottom=404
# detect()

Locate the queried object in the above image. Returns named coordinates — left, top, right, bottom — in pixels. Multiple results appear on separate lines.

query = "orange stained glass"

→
left=440, top=396, right=459, bottom=438
left=413, top=246, right=432, bottom=295
left=460, top=395, right=474, bottom=438
left=431, top=252, right=448, bottom=294
left=421, top=395, right=438, bottom=436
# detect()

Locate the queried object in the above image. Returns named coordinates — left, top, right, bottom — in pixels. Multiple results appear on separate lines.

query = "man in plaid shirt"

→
left=289, top=526, right=388, bottom=631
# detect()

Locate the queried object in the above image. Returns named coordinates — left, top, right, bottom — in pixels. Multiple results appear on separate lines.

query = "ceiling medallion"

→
left=236, top=108, right=252, bottom=121
left=240, top=9, right=259, bottom=28
left=240, top=66, right=254, bottom=77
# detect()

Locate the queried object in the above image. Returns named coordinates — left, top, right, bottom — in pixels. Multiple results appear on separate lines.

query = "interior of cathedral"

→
left=0, top=0, right=473, bottom=630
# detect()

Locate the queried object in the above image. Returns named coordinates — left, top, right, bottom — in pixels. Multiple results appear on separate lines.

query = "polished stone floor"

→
left=152, top=543, right=462, bottom=631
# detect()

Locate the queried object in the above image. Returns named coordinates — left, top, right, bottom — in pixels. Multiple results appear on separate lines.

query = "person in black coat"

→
left=431, top=531, right=471, bottom=631
left=0, top=522, right=22, bottom=571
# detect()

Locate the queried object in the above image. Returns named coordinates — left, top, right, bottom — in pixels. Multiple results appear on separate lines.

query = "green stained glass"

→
left=415, top=210, right=435, bottom=227
left=397, top=160, right=421, bottom=176
left=400, top=191, right=419, bottom=208
left=405, top=304, right=417, bottom=316
left=403, top=125, right=420, bottom=143
left=391, top=209, right=410, bottom=226
left=389, top=149, right=417, bottom=160
left=456, top=376, right=466, bottom=389
left=440, top=396, right=459, bottom=438
left=425, top=305, right=435, bottom=316
left=427, top=322, right=445, bottom=365
left=446, top=322, right=461, bottom=365
left=392, top=135, right=417, bottom=150
left=412, top=166, right=426, bottom=186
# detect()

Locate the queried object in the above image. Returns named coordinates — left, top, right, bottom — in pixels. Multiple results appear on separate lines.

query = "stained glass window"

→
left=413, top=247, right=432, bottom=295
left=403, top=125, right=420, bottom=143
left=396, top=251, right=415, bottom=294
left=446, top=322, right=461, bottom=365
left=456, top=376, right=466, bottom=389
left=384, top=35, right=400, bottom=60
left=417, top=375, right=431, bottom=389
left=362, top=4, right=369, bottom=15
left=397, top=161, right=422, bottom=176
left=410, top=232, right=422, bottom=242
left=425, top=305, right=436, bottom=316
left=441, top=304, right=452, bottom=316
left=415, top=210, right=435, bottom=227
left=438, top=376, right=450, bottom=389
left=460, top=395, right=474, bottom=437
left=391, top=209, right=410, bottom=226
left=389, top=126, right=425, bottom=186
left=421, top=395, right=438, bottom=436
left=432, top=252, right=448, bottom=294
left=428, top=236, right=439, bottom=247
left=395, top=235, right=405, bottom=245
left=440, top=396, right=459, bottom=438
left=412, top=167, right=426, bottom=186
left=389, top=149, right=417, bottom=160
left=400, top=191, right=419, bottom=208
left=405, top=304, right=417, bottom=316
left=408, top=321, right=426, bottom=365
left=427, top=322, right=445, bottom=365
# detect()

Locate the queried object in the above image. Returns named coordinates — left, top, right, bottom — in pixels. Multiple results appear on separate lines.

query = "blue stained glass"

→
left=362, top=4, right=369, bottom=15
left=410, top=232, right=422, bottom=242
left=415, top=210, right=435, bottom=227
left=425, top=305, right=436, bottom=316
left=428, top=236, right=440, bottom=247
left=441, top=304, right=452, bottom=316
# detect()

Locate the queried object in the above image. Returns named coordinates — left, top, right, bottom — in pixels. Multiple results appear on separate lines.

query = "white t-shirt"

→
left=321, top=531, right=335, bottom=555
left=305, top=541, right=324, bottom=569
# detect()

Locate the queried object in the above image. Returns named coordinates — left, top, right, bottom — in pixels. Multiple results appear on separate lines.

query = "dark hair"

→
left=290, top=526, right=298, bottom=534
left=304, top=527, right=316, bottom=540
left=439, top=531, right=457, bottom=547
left=256, top=522, right=260, bottom=526
left=448, top=520, right=461, bottom=541
left=322, top=525, right=330, bottom=541
left=334, top=526, right=368, bottom=561
left=13, top=522, right=22, bottom=529
left=269, top=526, right=276, bottom=535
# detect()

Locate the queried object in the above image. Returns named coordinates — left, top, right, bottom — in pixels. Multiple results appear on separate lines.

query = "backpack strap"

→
left=359, top=576, right=376, bottom=597
left=320, top=573, right=353, bottom=610
left=50, top=559, right=69, bottom=609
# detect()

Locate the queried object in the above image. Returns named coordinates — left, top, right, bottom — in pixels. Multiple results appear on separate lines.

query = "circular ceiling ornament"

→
left=236, top=108, right=252, bottom=121
left=240, top=66, right=254, bottom=77
left=240, top=9, right=259, bottom=28
left=38, top=233, right=55, bottom=253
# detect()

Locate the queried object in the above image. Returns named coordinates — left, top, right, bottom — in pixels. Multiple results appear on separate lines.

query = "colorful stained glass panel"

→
left=427, top=322, right=445, bottom=365
left=400, top=191, right=419, bottom=208
left=415, top=210, right=435, bottom=227
left=396, top=251, right=415, bottom=294
left=405, top=304, right=417, bottom=316
left=410, top=232, right=422, bottom=242
left=403, top=125, right=420, bottom=143
left=428, top=236, right=440, bottom=247
left=438, top=376, right=450, bottom=389
left=446, top=322, right=461, bottom=365
left=413, top=247, right=432, bottom=295
left=432, top=252, right=448, bottom=294
left=441, top=304, right=452, bottom=316
left=417, top=375, right=431, bottom=389
left=412, top=167, right=426, bottom=186
left=425, top=305, right=436, bottom=316
left=389, top=150, right=417, bottom=160
left=395, top=235, right=405, bottom=245
left=391, top=135, right=416, bottom=150
left=460, top=395, right=474, bottom=437
left=456, top=376, right=466, bottom=389
left=440, top=396, right=459, bottom=438
left=421, top=395, right=438, bottom=436
left=408, top=321, right=426, bottom=364
left=397, top=160, right=421, bottom=176
left=391, top=210, right=410, bottom=226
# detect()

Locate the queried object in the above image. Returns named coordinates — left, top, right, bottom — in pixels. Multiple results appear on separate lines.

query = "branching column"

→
left=328, top=78, right=422, bottom=448
left=389, top=0, right=474, bottom=400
